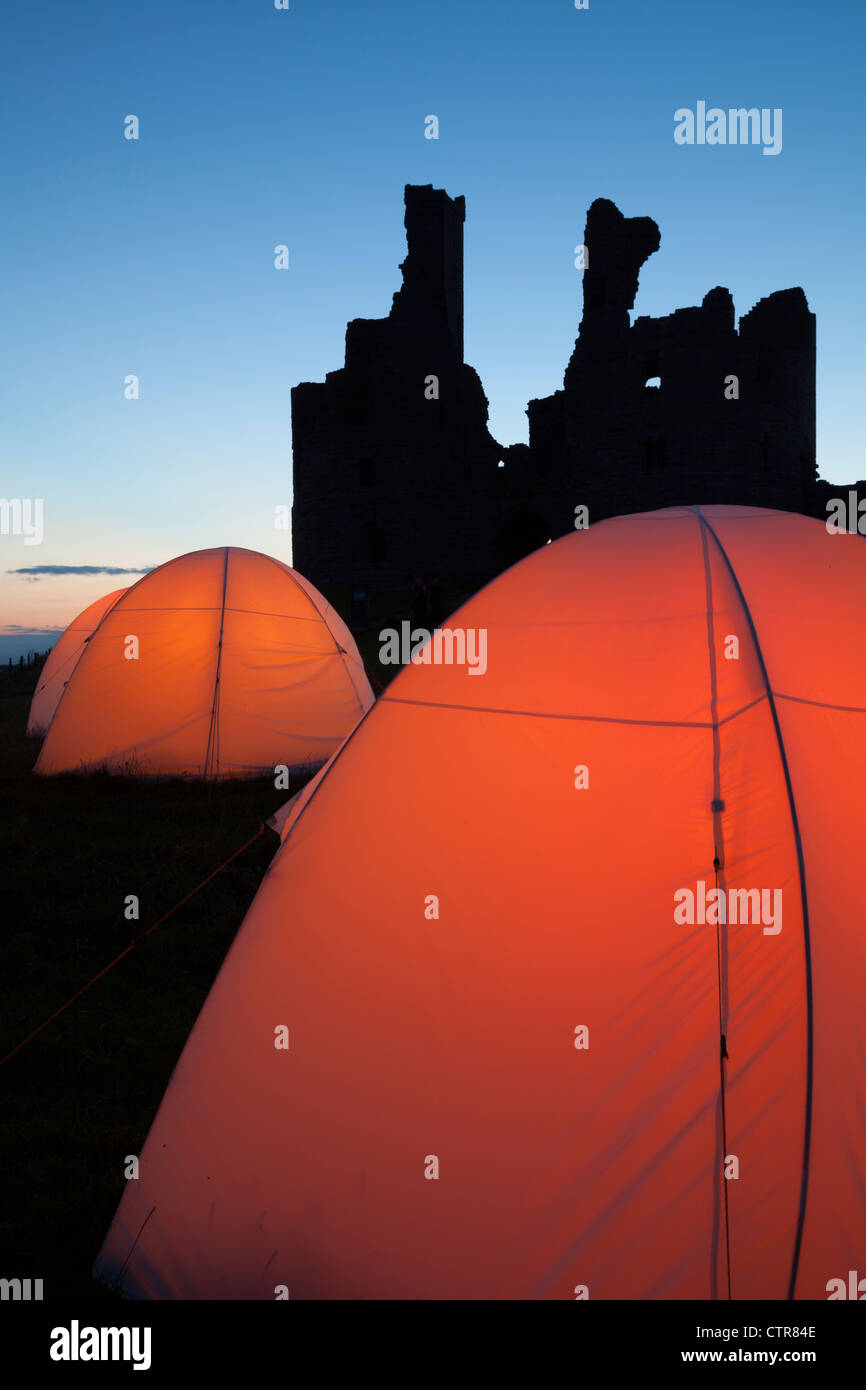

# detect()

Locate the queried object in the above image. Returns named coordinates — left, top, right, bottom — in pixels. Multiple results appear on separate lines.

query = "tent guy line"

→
left=0, top=824, right=267, bottom=1071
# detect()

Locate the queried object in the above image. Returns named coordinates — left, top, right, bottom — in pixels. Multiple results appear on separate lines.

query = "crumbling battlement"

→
left=528, top=199, right=817, bottom=530
left=292, top=185, right=837, bottom=601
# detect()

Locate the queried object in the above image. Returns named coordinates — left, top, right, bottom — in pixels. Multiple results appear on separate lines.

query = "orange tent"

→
left=27, top=588, right=127, bottom=736
left=35, top=547, right=373, bottom=778
left=94, top=507, right=866, bottom=1298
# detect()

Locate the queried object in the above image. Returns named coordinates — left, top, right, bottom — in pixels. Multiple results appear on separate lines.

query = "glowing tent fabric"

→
left=35, top=548, right=373, bottom=778
left=26, top=589, right=128, bottom=736
left=94, top=506, right=866, bottom=1299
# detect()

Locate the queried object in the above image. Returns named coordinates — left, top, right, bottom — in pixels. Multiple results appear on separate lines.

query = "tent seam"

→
left=33, top=588, right=128, bottom=747
left=381, top=693, right=769, bottom=729
left=204, top=548, right=230, bottom=779
left=256, top=551, right=370, bottom=716
left=691, top=506, right=814, bottom=1303
left=696, top=513, right=733, bottom=1301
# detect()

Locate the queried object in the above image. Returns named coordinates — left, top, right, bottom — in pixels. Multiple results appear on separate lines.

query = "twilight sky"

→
left=2, top=0, right=864, bottom=656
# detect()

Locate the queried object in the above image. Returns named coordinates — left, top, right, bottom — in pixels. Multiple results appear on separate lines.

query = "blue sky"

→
left=2, top=0, right=864, bottom=654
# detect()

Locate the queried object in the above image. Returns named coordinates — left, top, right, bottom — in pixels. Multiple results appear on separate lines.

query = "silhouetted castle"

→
left=291, top=185, right=853, bottom=602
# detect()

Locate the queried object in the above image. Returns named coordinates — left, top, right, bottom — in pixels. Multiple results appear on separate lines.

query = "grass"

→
left=0, top=660, right=315, bottom=1299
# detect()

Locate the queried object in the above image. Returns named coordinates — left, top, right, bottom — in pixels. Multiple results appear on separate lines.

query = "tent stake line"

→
left=0, top=825, right=267, bottom=1070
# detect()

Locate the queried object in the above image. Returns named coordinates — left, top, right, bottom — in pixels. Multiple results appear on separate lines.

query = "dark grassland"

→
left=0, top=660, right=316, bottom=1299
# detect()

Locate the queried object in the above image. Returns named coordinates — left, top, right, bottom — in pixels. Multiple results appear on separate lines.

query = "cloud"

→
left=8, top=565, right=153, bottom=577
left=2, top=623, right=65, bottom=633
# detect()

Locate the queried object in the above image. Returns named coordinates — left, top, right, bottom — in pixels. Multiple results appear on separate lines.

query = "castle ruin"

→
left=291, top=184, right=845, bottom=607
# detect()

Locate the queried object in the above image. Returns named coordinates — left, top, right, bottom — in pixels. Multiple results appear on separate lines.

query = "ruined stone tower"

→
left=291, top=185, right=822, bottom=605
left=291, top=185, right=503, bottom=601
left=525, top=198, right=817, bottom=530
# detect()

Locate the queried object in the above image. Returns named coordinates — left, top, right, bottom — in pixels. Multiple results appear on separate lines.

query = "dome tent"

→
left=27, top=587, right=127, bottom=736
left=95, top=506, right=866, bottom=1299
left=35, top=547, right=373, bottom=778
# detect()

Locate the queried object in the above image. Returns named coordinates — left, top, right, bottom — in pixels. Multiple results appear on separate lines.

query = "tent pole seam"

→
left=257, top=550, right=370, bottom=717
left=204, top=548, right=230, bottom=779
left=692, top=507, right=814, bottom=1303
left=696, top=515, right=733, bottom=1301
left=34, top=588, right=127, bottom=742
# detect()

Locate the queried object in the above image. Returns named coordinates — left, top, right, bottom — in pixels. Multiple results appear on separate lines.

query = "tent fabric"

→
left=94, top=506, right=866, bottom=1299
left=26, top=588, right=127, bottom=736
left=35, top=548, right=373, bottom=778
left=266, top=759, right=333, bottom=840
